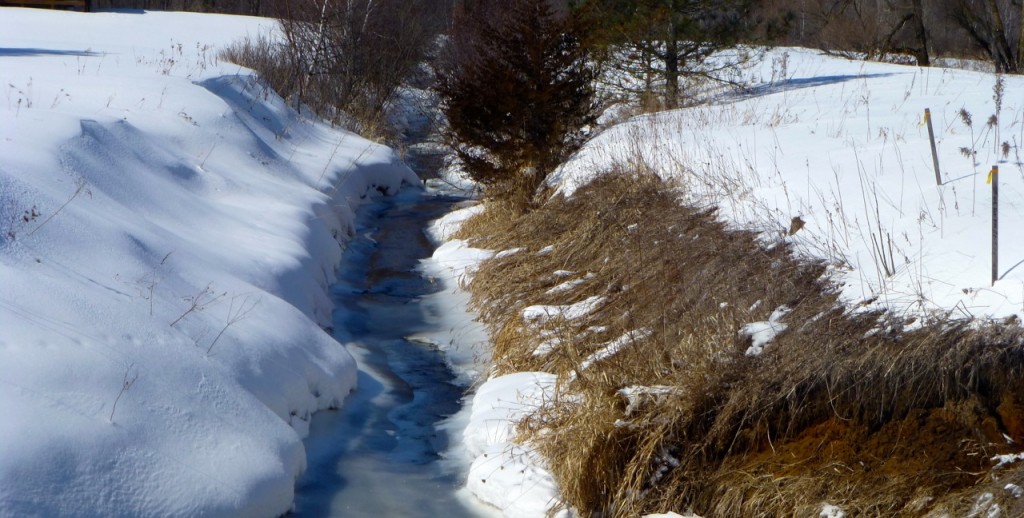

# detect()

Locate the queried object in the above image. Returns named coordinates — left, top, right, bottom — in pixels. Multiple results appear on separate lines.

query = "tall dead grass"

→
left=220, top=33, right=302, bottom=105
left=459, top=167, right=1024, bottom=517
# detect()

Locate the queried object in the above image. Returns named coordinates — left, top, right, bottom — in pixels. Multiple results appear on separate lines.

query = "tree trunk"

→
left=1018, top=0, right=1024, bottom=72
left=985, top=0, right=1014, bottom=72
left=664, top=37, right=679, bottom=108
left=911, top=0, right=929, bottom=66
left=664, top=2, right=680, bottom=109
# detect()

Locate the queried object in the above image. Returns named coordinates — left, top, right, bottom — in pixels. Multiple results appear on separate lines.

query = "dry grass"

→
left=219, top=32, right=395, bottom=141
left=459, top=166, right=1024, bottom=517
left=219, top=33, right=301, bottom=103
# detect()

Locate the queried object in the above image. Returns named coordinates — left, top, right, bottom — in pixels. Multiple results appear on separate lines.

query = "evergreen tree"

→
left=437, top=0, right=598, bottom=210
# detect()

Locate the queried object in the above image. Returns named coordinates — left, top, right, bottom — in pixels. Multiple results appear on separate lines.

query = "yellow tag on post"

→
left=987, top=166, right=998, bottom=184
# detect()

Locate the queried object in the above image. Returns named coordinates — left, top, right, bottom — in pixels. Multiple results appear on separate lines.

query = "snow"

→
left=991, top=452, right=1024, bottom=468
left=522, top=295, right=605, bottom=324
left=466, top=441, right=566, bottom=518
left=432, top=238, right=496, bottom=281
left=618, top=385, right=682, bottom=419
left=461, top=372, right=557, bottom=460
left=820, top=503, right=847, bottom=518
left=531, top=334, right=562, bottom=357
left=1006, top=484, right=1024, bottom=498
left=545, top=278, right=586, bottom=295
left=429, top=201, right=485, bottom=242
left=495, top=247, right=524, bottom=259
left=969, top=492, right=1001, bottom=518
left=552, top=47, right=1024, bottom=322
left=424, top=205, right=567, bottom=516
left=741, top=305, right=791, bottom=356
left=576, top=328, right=652, bottom=373
left=1, top=8, right=417, bottom=516
left=418, top=195, right=495, bottom=385
left=462, top=372, right=564, bottom=517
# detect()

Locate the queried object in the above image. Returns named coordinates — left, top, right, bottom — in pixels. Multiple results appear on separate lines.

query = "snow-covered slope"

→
left=1, top=8, right=417, bottom=516
left=554, top=48, right=1024, bottom=323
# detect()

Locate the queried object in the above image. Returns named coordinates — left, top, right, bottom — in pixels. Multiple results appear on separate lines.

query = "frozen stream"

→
left=290, top=188, right=487, bottom=517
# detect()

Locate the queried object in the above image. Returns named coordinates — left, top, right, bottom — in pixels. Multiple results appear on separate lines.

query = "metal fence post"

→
left=925, top=108, right=942, bottom=185
left=991, top=165, right=999, bottom=285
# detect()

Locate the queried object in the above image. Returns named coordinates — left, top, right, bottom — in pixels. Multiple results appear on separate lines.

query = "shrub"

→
left=221, top=0, right=447, bottom=140
left=436, top=0, right=598, bottom=210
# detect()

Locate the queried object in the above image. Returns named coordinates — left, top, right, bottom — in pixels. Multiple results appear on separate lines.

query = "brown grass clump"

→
left=459, top=166, right=1024, bottom=517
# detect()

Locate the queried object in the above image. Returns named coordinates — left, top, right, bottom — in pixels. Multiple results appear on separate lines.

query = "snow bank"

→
left=417, top=198, right=494, bottom=385
left=421, top=201, right=566, bottom=516
left=462, top=372, right=565, bottom=517
left=0, top=8, right=417, bottom=516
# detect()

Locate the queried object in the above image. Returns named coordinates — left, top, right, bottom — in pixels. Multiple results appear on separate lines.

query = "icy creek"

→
left=290, top=188, right=492, bottom=516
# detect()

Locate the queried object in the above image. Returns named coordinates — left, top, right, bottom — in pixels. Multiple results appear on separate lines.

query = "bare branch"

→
left=169, top=283, right=225, bottom=327
left=109, top=363, right=138, bottom=424
left=206, top=295, right=261, bottom=355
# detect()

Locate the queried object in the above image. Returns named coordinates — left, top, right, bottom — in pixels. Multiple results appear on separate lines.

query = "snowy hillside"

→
left=554, top=48, right=1024, bottom=324
left=1, top=8, right=417, bottom=516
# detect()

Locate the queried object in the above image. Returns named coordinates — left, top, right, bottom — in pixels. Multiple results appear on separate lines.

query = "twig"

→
left=26, top=177, right=89, bottom=238
left=109, top=363, right=138, bottom=423
left=206, top=295, right=260, bottom=354
left=140, top=251, right=173, bottom=317
left=169, top=283, right=225, bottom=327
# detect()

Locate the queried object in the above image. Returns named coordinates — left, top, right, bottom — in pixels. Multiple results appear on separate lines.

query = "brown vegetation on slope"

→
left=459, top=169, right=1024, bottom=517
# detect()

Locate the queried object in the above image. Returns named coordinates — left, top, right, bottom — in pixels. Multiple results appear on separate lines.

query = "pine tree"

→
left=437, top=0, right=598, bottom=210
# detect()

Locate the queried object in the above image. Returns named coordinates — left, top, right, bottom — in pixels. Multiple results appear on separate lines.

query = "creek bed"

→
left=290, top=189, right=488, bottom=517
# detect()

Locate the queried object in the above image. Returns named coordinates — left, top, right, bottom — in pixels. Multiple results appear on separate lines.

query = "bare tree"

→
left=810, top=0, right=931, bottom=65
left=275, top=0, right=449, bottom=136
left=951, top=0, right=1023, bottom=73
